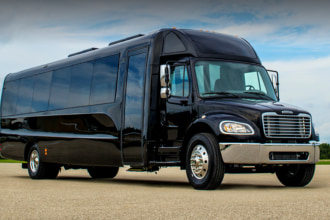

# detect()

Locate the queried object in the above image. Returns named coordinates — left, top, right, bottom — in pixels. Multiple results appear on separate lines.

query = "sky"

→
left=0, top=0, right=329, bottom=143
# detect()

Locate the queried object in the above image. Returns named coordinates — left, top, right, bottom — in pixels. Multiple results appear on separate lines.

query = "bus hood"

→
left=199, top=99, right=311, bottom=123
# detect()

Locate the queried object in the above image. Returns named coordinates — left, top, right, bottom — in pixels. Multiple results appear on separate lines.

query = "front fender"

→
left=186, top=113, right=262, bottom=143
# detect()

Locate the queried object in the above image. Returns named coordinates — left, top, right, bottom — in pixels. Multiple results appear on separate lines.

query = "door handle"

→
left=180, top=100, right=188, bottom=106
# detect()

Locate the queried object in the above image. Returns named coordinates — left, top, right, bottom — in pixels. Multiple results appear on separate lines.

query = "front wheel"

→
left=276, top=164, right=315, bottom=187
left=185, top=133, right=225, bottom=190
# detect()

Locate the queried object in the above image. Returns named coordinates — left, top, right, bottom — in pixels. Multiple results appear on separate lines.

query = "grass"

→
left=317, top=160, right=330, bottom=165
left=0, top=158, right=26, bottom=163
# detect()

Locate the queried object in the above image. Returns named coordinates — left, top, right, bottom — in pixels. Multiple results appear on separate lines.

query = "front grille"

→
left=269, top=152, right=309, bottom=161
left=263, top=113, right=311, bottom=139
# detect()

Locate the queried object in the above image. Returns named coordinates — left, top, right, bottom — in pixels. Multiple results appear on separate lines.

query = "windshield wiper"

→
left=243, top=91, right=274, bottom=100
left=202, top=91, right=240, bottom=98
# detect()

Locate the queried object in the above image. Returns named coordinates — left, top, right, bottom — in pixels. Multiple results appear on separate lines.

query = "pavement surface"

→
left=0, top=163, right=329, bottom=220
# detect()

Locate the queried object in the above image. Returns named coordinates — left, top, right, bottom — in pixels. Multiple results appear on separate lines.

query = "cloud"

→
left=1, top=0, right=330, bottom=46
left=215, top=24, right=277, bottom=39
left=203, top=1, right=330, bottom=48
left=264, top=57, right=330, bottom=143
left=0, top=0, right=329, bottom=144
left=264, top=56, right=330, bottom=101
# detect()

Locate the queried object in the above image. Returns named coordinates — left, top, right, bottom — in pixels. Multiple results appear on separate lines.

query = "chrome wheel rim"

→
left=190, top=145, right=209, bottom=179
left=29, top=150, right=40, bottom=174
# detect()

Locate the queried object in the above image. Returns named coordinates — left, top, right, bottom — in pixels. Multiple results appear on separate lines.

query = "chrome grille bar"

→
left=262, top=113, right=311, bottom=138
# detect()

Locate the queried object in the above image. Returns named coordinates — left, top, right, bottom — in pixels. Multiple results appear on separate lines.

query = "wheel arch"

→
left=24, top=142, right=37, bottom=161
left=181, top=121, right=219, bottom=169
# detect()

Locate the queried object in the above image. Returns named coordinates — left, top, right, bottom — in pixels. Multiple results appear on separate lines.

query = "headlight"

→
left=219, top=121, right=254, bottom=135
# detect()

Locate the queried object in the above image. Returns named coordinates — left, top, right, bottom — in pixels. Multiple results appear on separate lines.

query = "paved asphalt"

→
left=0, top=163, right=329, bottom=219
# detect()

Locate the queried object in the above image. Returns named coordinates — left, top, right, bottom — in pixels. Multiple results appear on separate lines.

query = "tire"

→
left=27, top=145, right=60, bottom=179
left=87, top=167, right=119, bottom=179
left=185, top=133, right=225, bottom=190
left=276, top=164, right=315, bottom=187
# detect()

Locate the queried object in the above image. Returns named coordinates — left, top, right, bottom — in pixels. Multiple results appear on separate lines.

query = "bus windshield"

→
left=194, top=61, right=277, bottom=101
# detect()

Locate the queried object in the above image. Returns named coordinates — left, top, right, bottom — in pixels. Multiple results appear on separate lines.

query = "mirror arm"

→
left=267, top=69, right=280, bottom=101
left=160, top=64, right=171, bottom=99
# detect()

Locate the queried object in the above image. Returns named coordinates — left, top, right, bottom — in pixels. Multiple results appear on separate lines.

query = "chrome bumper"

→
left=220, top=143, right=319, bottom=164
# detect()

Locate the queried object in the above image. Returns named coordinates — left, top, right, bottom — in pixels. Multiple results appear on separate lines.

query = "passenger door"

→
left=165, top=65, right=193, bottom=142
left=122, top=49, right=148, bottom=165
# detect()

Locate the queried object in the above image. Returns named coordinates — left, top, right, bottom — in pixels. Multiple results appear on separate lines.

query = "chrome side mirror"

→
left=160, top=64, right=171, bottom=99
left=267, top=70, right=279, bottom=100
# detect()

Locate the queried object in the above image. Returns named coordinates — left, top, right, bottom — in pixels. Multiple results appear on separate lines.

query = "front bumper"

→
left=220, top=143, right=319, bottom=164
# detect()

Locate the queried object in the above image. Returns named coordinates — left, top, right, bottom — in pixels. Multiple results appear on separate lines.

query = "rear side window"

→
left=68, top=62, right=93, bottom=107
left=1, top=54, right=120, bottom=116
left=31, top=72, right=52, bottom=112
left=16, top=76, right=35, bottom=114
left=1, top=80, right=19, bottom=116
left=49, top=68, right=71, bottom=110
left=91, top=54, right=119, bottom=104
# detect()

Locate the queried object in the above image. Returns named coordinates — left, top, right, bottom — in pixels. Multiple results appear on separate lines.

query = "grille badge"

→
left=281, top=110, right=294, bottom=115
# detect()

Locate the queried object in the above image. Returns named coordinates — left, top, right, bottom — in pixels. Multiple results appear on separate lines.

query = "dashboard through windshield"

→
left=194, top=61, right=277, bottom=101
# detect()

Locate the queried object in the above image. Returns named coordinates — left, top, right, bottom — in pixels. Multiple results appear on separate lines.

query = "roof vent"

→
left=68, top=47, right=98, bottom=57
left=109, top=34, right=144, bottom=46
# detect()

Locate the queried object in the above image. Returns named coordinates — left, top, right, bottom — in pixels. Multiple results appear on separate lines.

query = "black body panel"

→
left=0, top=28, right=317, bottom=170
left=1, top=112, right=121, bottom=166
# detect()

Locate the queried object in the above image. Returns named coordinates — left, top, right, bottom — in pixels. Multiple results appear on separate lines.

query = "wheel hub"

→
left=190, top=145, right=209, bottom=179
left=29, top=150, right=40, bottom=173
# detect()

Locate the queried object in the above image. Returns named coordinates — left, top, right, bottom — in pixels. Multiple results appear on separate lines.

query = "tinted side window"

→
left=91, top=54, right=119, bottom=104
left=49, top=68, right=71, bottom=110
left=124, top=52, right=147, bottom=130
left=31, top=72, right=52, bottom=112
left=195, top=65, right=204, bottom=94
left=68, top=62, right=93, bottom=107
left=16, top=77, right=35, bottom=114
left=170, top=66, right=189, bottom=97
left=1, top=80, right=19, bottom=116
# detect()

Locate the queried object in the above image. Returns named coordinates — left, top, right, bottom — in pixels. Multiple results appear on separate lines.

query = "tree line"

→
left=320, top=143, right=330, bottom=159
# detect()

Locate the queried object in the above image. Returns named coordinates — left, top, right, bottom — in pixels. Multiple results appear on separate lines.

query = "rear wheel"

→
left=87, top=167, right=119, bottom=179
left=185, top=133, right=225, bottom=190
left=276, top=164, right=315, bottom=187
left=27, top=145, right=60, bottom=179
